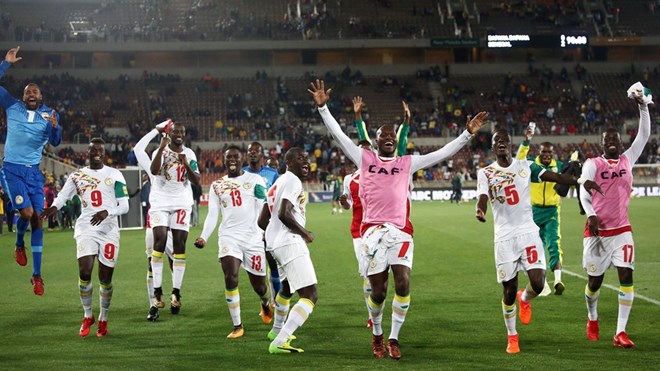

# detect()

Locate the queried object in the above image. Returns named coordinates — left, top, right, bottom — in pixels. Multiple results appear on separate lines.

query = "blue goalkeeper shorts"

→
left=0, top=162, right=45, bottom=213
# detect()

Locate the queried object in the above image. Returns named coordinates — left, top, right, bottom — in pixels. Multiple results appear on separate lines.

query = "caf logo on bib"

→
left=14, top=195, right=24, bottom=205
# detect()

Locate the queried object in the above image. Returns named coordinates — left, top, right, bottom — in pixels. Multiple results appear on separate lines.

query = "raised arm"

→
left=150, top=135, right=169, bottom=176
left=353, top=96, right=371, bottom=145
left=134, top=128, right=160, bottom=172
left=309, top=80, right=362, bottom=167
left=515, top=123, right=534, bottom=160
left=411, top=111, right=488, bottom=171
left=0, top=47, right=21, bottom=108
left=623, top=95, right=652, bottom=164
left=46, top=110, right=62, bottom=147
left=397, top=101, right=410, bottom=156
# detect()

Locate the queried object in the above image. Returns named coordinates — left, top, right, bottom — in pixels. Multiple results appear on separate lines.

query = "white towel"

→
left=627, top=81, right=654, bottom=105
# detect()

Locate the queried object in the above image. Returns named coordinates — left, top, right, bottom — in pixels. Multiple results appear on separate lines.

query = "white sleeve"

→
left=317, top=105, right=362, bottom=168
left=623, top=104, right=651, bottom=164
left=52, top=176, right=77, bottom=210
left=188, top=148, right=200, bottom=174
left=342, top=173, right=353, bottom=208
left=411, top=130, right=473, bottom=171
left=109, top=198, right=130, bottom=217
left=476, top=169, right=489, bottom=197
left=200, top=185, right=220, bottom=241
left=579, top=159, right=597, bottom=217
left=134, top=129, right=159, bottom=173
left=280, top=177, right=300, bottom=204
left=107, top=171, right=129, bottom=217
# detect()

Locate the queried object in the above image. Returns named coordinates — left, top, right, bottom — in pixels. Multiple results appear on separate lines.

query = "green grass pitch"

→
left=1, top=198, right=659, bottom=370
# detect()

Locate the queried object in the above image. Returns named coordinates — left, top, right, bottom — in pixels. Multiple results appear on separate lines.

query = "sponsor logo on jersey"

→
left=367, top=165, right=402, bottom=175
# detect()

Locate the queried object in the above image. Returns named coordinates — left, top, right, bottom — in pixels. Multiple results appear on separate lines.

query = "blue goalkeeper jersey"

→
left=0, top=61, right=62, bottom=165
left=243, top=165, right=279, bottom=189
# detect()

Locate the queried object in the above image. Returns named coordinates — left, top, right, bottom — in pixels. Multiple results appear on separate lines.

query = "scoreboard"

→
left=487, top=34, right=588, bottom=48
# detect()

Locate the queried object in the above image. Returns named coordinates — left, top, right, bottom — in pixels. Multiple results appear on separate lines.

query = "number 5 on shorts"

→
left=525, top=245, right=538, bottom=264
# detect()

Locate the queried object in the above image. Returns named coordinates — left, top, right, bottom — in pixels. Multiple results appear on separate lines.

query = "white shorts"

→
left=219, top=236, right=267, bottom=276
left=352, top=237, right=366, bottom=276
left=494, top=231, right=546, bottom=283
left=361, top=223, right=414, bottom=277
left=76, top=233, right=120, bottom=268
left=271, top=242, right=317, bottom=292
left=149, top=208, right=192, bottom=232
left=145, top=227, right=174, bottom=260
left=583, top=232, right=635, bottom=276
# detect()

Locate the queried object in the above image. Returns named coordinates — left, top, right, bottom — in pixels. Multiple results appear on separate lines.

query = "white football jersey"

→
left=265, top=171, right=307, bottom=248
left=54, top=166, right=128, bottom=238
left=477, top=159, right=544, bottom=242
left=201, top=172, right=267, bottom=245
left=150, top=145, right=198, bottom=211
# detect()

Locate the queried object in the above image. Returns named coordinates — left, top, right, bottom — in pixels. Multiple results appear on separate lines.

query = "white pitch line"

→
left=563, top=269, right=660, bottom=306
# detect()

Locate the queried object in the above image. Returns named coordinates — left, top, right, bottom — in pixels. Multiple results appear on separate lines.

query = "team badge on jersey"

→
left=14, top=195, right=23, bottom=205
left=77, top=241, right=85, bottom=252
left=104, top=178, right=114, bottom=186
left=243, top=182, right=252, bottom=190
left=40, top=112, right=51, bottom=119
left=152, top=215, right=160, bottom=224
left=498, top=269, right=506, bottom=279
left=519, top=169, right=528, bottom=178
left=587, top=263, right=597, bottom=273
